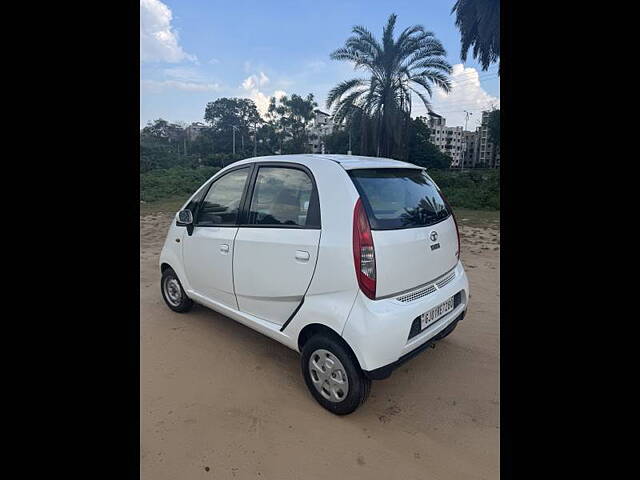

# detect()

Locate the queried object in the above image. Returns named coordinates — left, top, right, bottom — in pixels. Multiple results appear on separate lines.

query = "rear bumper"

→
left=341, top=261, right=469, bottom=376
left=363, top=309, right=466, bottom=380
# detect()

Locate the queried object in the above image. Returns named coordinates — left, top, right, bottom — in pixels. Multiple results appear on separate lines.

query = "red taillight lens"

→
left=353, top=197, right=376, bottom=299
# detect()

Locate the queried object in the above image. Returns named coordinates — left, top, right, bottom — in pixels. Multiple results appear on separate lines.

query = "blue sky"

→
left=140, top=0, right=500, bottom=130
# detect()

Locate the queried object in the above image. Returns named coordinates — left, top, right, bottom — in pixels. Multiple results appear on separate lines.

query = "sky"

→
left=140, top=0, right=500, bottom=130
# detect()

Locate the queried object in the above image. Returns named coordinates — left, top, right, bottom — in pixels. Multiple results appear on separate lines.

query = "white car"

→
left=159, top=154, right=469, bottom=414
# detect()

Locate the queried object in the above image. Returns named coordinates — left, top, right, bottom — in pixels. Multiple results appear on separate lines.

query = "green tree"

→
left=327, top=14, right=452, bottom=158
left=204, top=98, right=262, bottom=155
left=266, top=93, right=318, bottom=153
left=407, top=116, right=452, bottom=169
left=451, top=0, right=500, bottom=72
left=140, top=119, right=190, bottom=171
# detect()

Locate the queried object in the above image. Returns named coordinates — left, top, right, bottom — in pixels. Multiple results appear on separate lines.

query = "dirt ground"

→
left=141, top=212, right=500, bottom=480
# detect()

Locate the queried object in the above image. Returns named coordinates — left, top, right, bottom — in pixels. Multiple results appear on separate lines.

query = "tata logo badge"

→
left=429, top=231, right=440, bottom=250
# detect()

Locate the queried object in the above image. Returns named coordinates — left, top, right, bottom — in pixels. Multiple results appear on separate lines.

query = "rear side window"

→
left=196, top=168, right=249, bottom=226
left=348, top=168, right=450, bottom=230
left=248, top=167, right=319, bottom=227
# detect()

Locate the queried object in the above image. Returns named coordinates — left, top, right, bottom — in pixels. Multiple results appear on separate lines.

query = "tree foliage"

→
left=204, top=98, right=262, bottom=156
left=451, top=0, right=500, bottom=72
left=266, top=93, right=318, bottom=154
left=327, top=14, right=451, bottom=158
left=407, top=117, right=452, bottom=169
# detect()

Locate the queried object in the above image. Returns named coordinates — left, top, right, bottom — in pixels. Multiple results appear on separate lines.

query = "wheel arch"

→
left=297, top=323, right=362, bottom=370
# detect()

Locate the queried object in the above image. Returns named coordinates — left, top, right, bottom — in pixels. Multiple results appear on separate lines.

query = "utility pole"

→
left=462, top=110, right=472, bottom=172
left=348, top=127, right=352, bottom=155
left=253, top=122, right=257, bottom=156
left=232, top=126, right=237, bottom=156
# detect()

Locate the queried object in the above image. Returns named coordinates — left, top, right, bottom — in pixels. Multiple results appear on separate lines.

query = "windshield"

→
left=348, top=168, right=451, bottom=230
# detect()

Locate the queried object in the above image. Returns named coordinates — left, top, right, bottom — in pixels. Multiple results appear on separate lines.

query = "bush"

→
left=140, top=166, right=220, bottom=202
left=428, top=169, right=500, bottom=210
left=140, top=164, right=499, bottom=211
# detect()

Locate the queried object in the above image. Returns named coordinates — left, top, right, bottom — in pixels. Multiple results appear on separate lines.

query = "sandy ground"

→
left=141, top=213, right=500, bottom=480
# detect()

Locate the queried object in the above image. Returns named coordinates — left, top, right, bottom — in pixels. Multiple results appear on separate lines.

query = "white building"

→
left=308, top=110, right=334, bottom=153
left=427, top=112, right=465, bottom=167
left=462, top=130, right=479, bottom=168
left=474, top=111, right=500, bottom=168
left=186, top=122, right=207, bottom=141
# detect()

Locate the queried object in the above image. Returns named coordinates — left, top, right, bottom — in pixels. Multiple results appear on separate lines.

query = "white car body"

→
left=160, top=154, right=469, bottom=382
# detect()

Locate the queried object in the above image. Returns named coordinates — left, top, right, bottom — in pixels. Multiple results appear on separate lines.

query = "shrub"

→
left=428, top=169, right=500, bottom=210
left=140, top=166, right=220, bottom=202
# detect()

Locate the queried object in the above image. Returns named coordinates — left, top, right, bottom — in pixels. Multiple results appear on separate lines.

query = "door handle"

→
left=295, top=250, right=310, bottom=262
left=219, top=244, right=230, bottom=254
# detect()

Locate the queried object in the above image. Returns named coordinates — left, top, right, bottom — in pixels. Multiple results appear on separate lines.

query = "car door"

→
left=233, top=164, right=321, bottom=326
left=182, top=166, right=251, bottom=309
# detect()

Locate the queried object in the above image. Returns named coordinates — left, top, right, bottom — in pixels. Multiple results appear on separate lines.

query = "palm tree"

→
left=451, top=0, right=500, bottom=72
left=327, top=14, right=452, bottom=158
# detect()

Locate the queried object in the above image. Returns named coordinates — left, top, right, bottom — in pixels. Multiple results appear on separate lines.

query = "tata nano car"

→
left=159, top=154, right=469, bottom=414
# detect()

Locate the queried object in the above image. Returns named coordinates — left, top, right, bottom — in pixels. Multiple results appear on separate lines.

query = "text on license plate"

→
left=420, top=297, right=455, bottom=330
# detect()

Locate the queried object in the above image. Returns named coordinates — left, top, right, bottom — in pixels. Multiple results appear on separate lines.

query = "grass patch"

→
left=141, top=166, right=220, bottom=202
left=428, top=169, right=500, bottom=210
left=140, top=196, right=189, bottom=216
left=454, top=208, right=500, bottom=229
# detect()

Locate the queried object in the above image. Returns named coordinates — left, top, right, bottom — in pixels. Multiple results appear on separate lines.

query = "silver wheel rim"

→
left=308, top=349, right=349, bottom=402
left=163, top=276, right=182, bottom=307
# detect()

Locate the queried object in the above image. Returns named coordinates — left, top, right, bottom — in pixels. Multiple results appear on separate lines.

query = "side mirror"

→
left=177, top=209, right=193, bottom=225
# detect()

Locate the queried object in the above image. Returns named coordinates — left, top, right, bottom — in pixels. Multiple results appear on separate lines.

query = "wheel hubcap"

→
left=308, top=349, right=349, bottom=402
left=164, top=277, right=182, bottom=307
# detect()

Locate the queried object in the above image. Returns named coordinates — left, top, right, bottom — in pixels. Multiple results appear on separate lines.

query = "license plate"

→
left=420, top=297, right=455, bottom=330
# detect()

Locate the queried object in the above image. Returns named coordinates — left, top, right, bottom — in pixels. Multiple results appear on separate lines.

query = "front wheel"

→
left=161, top=267, right=193, bottom=313
left=300, top=335, right=371, bottom=415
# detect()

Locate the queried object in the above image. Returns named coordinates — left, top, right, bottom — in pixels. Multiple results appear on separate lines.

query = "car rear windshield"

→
left=348, top=168, right=451, bottom=230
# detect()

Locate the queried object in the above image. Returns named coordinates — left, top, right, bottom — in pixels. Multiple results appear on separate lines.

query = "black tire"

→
left=161, top=267, right=193, bottom=313
left=432, top=318, right=459, bottom=341
left=300, top=334, right=371, bottom=415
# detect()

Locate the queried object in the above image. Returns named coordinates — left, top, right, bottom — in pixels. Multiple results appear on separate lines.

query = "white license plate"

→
left=420, top=297, right=455, bottom=330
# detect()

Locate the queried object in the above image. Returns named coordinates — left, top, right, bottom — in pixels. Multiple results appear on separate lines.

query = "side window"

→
left=248, top=167, right=316, bottom=227
left=196, top=168, right=249, bottom=226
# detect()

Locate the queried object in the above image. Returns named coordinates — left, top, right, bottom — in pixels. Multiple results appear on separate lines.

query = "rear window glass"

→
left=348, top=168, right=450, bottom=230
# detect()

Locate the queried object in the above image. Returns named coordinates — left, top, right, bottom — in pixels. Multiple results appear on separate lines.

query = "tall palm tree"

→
left=451, top=0, right=500, bottom=72
left=327, top=14, right=452, bottom=158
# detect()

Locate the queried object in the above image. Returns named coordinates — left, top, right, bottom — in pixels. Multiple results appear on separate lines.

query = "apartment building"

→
left=308, top=110, right=334, bottom=153
left=462, top=130, right=479, bottom=168
left=427, top=112, right=464, bottom=167
left=474, top=111, right=500, bottom=168
left=185, top=122, right=207, bottom=141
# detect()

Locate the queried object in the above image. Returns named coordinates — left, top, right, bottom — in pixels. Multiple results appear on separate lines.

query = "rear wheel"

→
left=161, top=267, right=193, bottom=313
left=300, top=334, right=371, bottom=415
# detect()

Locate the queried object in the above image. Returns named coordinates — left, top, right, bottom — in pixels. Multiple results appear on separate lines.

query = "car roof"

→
left=231, top=154, right=421, bottom=171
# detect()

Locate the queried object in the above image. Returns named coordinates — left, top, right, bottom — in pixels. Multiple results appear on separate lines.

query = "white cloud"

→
left=140, top=0, right=195, bottom=63
left=412, top=64, right=499, bottom=129
left=240, top=72, right=285, bottom=115
left=241, top=72, right=270, bottom=90
left=142, top=79, right=221, bottom=92
left=162, top=67, right=202, bottom=81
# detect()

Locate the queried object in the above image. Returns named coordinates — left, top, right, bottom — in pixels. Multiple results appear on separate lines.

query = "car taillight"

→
left=353, top=197, right=376, bottom=299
